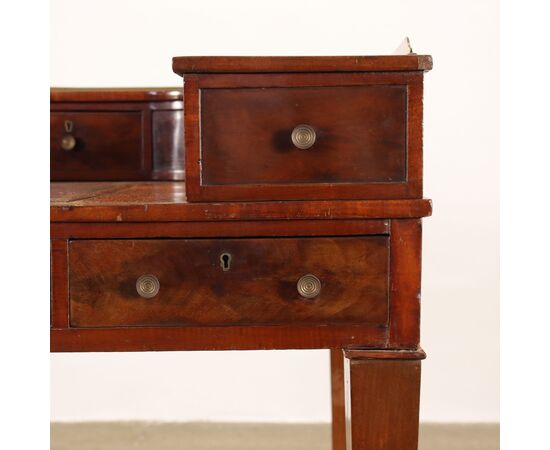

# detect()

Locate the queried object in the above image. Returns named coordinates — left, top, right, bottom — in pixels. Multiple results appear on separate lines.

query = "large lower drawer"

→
left=69, top=237, right=389, bottom=328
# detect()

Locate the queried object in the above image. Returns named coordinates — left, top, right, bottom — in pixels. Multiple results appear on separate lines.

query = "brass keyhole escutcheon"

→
left=220, top=253, right=232, bottom=271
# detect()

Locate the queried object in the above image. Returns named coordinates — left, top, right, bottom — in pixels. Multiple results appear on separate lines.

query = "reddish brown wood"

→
left=51, top=87, right=182, bottom=102
left=50, top=182, right=432, bottom=223
left=50, top=239, right=69, bottom=328
left=50, top=89, right=184, bottom=181
left=182, top=72, right=424, bottom=202
left=331, top=349, right=346, bottom=450
left=345, top=349, right=423, bottom=450
left=69, top=237, right=389, bottom=328
left=201, top=85, right=407, bottom=185
left=388, top=220, right=423, bottom=348
left=172, top=55, right=433, bottom=75
left=51, top=219, right=390, bottom=239
left=51, top=110, right=149, bottom=181
left=51, top=324, right=387, bottom=352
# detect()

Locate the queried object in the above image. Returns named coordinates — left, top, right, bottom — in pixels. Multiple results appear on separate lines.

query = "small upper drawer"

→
left=201, top=85, right=407, bottom=186
left=50, top=111, right=147, bottom=181
left=174, top=56, right=431, bottom=202
left=69, top=236, right=389, bottom=328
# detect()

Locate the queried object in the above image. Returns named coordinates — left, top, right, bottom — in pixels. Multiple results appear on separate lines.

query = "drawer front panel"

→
left=50, top=111, right=146, bottom=180
left=201, top=85, right=407, bottom=185
left=69, top=237, right=389, bottom=328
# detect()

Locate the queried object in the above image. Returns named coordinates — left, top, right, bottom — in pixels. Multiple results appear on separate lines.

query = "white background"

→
left=49, top=0, right=499, bottom=423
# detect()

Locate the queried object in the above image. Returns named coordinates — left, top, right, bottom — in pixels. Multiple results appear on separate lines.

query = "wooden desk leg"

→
left=344, top=349, right=425, bottom=450
left=331, top=349, right=346, bottom=450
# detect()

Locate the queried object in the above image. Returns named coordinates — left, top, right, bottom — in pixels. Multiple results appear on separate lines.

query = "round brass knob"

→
left=61, top=134, right=76, bottom=151
left=291, top=124, right=316, bottom=149
left=297, top=274, right=322, bottom=299
left=136, top=275, right=160, bottom=299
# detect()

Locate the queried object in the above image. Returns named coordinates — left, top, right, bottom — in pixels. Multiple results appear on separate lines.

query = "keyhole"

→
left=220, top=253, right=232, bottom=271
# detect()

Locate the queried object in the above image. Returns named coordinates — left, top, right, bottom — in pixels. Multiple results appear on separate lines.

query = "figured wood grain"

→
left=69, top=237, right=389, bottom=328
left=172, top=55, right=433, bottom=75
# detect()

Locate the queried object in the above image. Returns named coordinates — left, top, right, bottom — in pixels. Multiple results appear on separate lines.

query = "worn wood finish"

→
left=331, top=349, right=347, bottom=450
left=69, top=237, right=389, bottom=328
left=182, top=72, right=424, bottom=202
left=50, top=89, right=183, bottom=181
left=201, top=85, right=407, bottom=185
left=50, top=182, right=432, bottom=223
left=345, top=350, right=423, bottom=450
left=172, top=55, right=433, bottom=75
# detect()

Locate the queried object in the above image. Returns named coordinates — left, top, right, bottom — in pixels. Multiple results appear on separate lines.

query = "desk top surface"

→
left=51, top=182, right=432, bottom=223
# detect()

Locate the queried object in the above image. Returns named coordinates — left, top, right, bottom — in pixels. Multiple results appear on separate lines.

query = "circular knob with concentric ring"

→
left=297, top=274, right=322, bottom=298
left=291, top=124, right=316, bottom=149
left=136, top=274, right=160, bottom=299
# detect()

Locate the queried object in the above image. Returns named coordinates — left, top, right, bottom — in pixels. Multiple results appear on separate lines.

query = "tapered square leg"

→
left=344, top=349, right=425, bottom=450
left=331, top=349, right=346, bottom=450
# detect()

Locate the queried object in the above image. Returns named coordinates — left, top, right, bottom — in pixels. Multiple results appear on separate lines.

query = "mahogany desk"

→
left=51, top=52, right=432, bottom=450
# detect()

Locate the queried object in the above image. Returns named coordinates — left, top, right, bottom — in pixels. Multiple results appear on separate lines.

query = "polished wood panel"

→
left=172, top=55, right=433, bottom=75
left=51, top=87, right=182, bottom=102
left=50, top=89, right=184, bottom=181
left=51, top=324, right=387, bottom=352
left=183, top=72, right=424, bottom=202
left=388, top=219, right=422, bottom=348
left=345, top=350, right=423, bottom=450
left=330, top=349, right=346, bottom=450
left=51, top=219, right=390, bottom=240
left=50, top=111, right=148, bottom=180
left=201, top=85, right=406, bottom=185
left=152, top=109, right=184, bottom=180
left=69, top=237, right=389, bottom=328
left=50, top=182, right=432, bottom=223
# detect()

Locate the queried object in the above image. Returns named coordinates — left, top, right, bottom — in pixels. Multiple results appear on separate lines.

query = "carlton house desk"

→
left=50, top=53, right=433, bottom=450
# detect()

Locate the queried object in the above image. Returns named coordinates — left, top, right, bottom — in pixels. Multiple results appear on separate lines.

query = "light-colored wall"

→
left=50, top=0, right=499, bottom=423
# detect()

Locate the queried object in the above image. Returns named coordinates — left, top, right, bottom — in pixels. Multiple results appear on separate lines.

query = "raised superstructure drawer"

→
left=173, top=56, right=430, bottom=202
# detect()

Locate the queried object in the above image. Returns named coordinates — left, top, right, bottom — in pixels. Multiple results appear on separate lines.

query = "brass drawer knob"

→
left=61, top=135, right=76, bottom=151
left=136, top=274, right=160, bottom=299
left=291, top=124, right=316, bottom=149
left=297, top=274, right=321, bottom=298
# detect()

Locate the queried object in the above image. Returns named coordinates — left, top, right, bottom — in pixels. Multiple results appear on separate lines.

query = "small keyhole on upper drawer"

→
left=220, top=253, right=232, bottom=271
